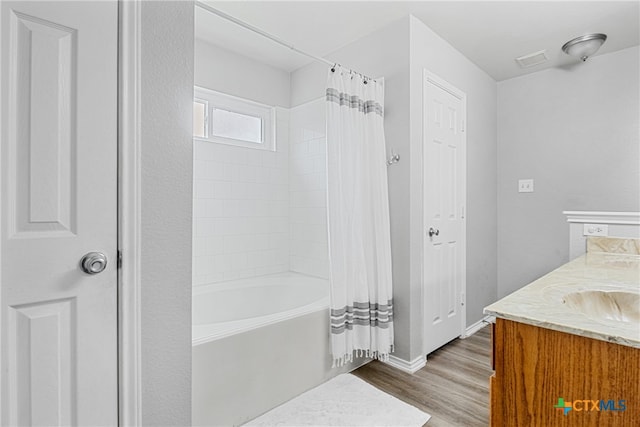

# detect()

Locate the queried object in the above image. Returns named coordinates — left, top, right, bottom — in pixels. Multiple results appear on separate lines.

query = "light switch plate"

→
left=518, top=179, right=534, bottom=193
left=583, top=224, right=608, bottom=236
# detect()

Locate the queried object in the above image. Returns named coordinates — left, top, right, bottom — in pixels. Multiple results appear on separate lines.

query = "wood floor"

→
left=352, top=325, right=492, bottom=427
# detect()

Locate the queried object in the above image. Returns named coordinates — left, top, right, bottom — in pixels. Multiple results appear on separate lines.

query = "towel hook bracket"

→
left=386, top=151, right=400, bottom=166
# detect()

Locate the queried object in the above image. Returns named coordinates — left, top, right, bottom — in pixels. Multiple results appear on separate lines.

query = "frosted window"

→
left=211, top=108, right=262, bottom=143
left=193, top=86, right=275, bottom=151
left=193, top=101, right=206, bottom=138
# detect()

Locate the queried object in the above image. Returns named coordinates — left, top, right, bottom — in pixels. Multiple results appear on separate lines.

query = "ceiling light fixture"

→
left=562, top=33, right=607, bottom=62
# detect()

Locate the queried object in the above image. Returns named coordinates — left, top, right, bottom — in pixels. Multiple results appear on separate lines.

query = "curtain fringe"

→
left=332, top=346, right=394, bottom=368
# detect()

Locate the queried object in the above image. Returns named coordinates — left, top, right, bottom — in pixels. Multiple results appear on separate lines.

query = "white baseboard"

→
left=383, top=354, right=426, bottom=374
left=461, top=315, right=494, bottom=338
left=383, top=316, right=493, bottom=374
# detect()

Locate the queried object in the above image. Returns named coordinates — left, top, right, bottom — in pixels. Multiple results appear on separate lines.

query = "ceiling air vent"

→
left=515, top=50, right=548, bottom=68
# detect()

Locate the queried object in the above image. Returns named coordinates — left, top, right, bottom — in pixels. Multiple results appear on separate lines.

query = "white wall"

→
left=497, top=46, right=640, bottom=298
left=195, top=39, right=290, bottom=108
left=192, top=113, right=290, bottom=285
left=408, top=16, right=498, bottom=360
left=289, top=99, right=330, bottom=278
left=193, top=39, right=292, bottom=285
left=139, top=2, right=193, bottom=425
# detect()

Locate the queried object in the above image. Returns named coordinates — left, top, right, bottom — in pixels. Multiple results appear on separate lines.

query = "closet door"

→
left=423, top=70, right=467, bottom=356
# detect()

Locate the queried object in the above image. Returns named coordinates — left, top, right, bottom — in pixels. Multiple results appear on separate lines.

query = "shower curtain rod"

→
left=195, top=1, right=375, bottom=81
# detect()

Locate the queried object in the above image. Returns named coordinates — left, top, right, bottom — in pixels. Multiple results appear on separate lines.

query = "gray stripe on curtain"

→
left=326, top=88, right=384, bottom=116
left=330, top=299, right=394, bottom=334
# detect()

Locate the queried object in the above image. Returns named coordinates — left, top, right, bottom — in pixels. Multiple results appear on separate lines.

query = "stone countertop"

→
left=485, top=240, right=640, bottom=349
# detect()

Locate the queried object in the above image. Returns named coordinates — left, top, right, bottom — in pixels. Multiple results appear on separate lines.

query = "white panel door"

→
left=423, top=71, right=466, bottom=356
left=0, top=1, right=118, bottom=425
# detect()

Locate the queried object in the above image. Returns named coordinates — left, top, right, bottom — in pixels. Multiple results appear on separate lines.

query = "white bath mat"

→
left=244, top=374, right=431, bottom=426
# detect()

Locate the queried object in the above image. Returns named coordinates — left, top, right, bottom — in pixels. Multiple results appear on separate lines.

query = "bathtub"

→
left=192, top=272, right=366, bottom=426
left=192, top=272, right=329, bottom=345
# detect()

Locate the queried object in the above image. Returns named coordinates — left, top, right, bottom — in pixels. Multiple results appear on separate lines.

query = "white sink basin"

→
left=562, top=290, right=640, bottom=323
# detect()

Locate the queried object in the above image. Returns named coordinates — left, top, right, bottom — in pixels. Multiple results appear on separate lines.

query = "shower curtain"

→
left=326, top=66, right=394, bottom=366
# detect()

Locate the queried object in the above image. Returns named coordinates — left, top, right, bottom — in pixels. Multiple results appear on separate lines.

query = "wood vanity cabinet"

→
left=490, top=318, right=640, bottom=426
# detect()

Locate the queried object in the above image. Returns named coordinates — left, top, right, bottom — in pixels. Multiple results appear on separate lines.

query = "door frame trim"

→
left=118, top=0, right=142, bottom=425
left=422, top=69, right=467, bottom=354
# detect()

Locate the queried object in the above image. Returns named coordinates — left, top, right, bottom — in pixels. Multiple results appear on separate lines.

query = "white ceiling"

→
left=196, top=1, right=640, bottom=81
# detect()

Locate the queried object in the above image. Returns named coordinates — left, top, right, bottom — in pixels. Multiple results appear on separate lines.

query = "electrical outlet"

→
left=518, top=179, right=534, bottom=193
left=583, top=224, right=608, bottom=236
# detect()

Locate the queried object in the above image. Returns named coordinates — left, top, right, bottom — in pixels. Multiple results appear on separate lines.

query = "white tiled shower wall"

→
left=289, top=99, right=330, bottom=279
left=192, top=109, right=290, bottom=286
left=192, top=100, right=330, bottom=286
